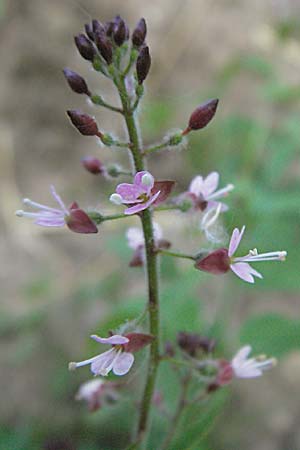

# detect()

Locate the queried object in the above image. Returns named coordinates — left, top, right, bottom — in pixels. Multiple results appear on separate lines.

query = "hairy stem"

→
left=117, top=75, right=160, bottom=447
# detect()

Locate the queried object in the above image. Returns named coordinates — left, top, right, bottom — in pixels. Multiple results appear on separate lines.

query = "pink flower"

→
left=195, top=225, right=287, bottom=283
left=110, top=171, right=175, bottom=215
left=75, top=378, right=119, bottom=412
left=217, top=346, right=276, bottom=386
left=187, top=171, right=234, bottom=212
left=126, top=223, right=170, bottom=267
left=15, top=185, right=98, bottom=234
left=69, top=332, right=153, bottom=377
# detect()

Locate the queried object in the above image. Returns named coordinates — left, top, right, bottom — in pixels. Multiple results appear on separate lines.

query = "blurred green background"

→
left=1, top=0, right=300, bottom=449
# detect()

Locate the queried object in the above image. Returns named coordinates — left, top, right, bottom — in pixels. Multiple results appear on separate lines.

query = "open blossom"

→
left=186, top=171, right=234, bottom=212
left=216, top=345, right=276, bottom=386
left=76, top=378, right=119, bottom=412
left=195, top=225, right=287, bottom=283
left=110, top=171, right=175, bottom=215
left=15, top=185, right=98, bottom=234
left=69, top=332, right=153, bottom=377
left=126, top=223, right=170, bottom=266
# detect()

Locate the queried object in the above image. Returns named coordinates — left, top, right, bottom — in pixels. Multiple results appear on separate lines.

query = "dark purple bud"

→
left=74, top=34, right=96, bottom=61
left=124, top=333, right=154, bottom=352
left=63, top=68, right=90, bottom=95
left=164, top=341, right=175, bottom=357
left=105, top=20, right=115, bottom=37
left=113, top=18, right=128, bottom=46
left=182, top=99, right=219, bottom=135
left=157, top=239, right=171, bottom=250
left=92, top=19, right=105, bottom=35
left=177, top=332, right=216, bottom=356
left=151, top=180, right=176, bottom=206
left=67, top=110, right=100, bottom=136
left=132, top=18, right=147, bottom=47
left=81, top=157, right=105, bottom=175
left=95, top=32, right=113, bottom=65
left=195, top=248, right=230, bottom=275
left=136, top=46, right=151, bottom=84
left=67, top=203, right=98, bottom=234
left=84, top=22, right=94, bottom=41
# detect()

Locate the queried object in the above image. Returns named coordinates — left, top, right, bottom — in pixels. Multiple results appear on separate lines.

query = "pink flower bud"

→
left=195, top=248, right=230, bottom=274
left=183, top=99, right=219, bottom=135
left=132, top=18, right=147, bottom=47
left=74, top=34, right=96, bottom=61
left=81, top=157, right=105, bottom=175
left=63, top=68, right=90, bottom=96
left=67, top=110, right=100, bottom=136
left=136, top=46, right=151, bottom=84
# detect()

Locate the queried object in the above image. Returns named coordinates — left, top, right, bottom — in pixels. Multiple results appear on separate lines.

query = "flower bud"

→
left=106, top=164, right=122, bottom=178
left=113, top=17, right=128, bottom=46
left=84, top=22, right=94, bottom=41
left=92, top=19, right=105, bottom=35
left=63, top=68, right=90, bottom=96
left=136, top=46, right=151, bottom=85
left=81, top=157, right=104, bottom=175
left=183, top=99, right=219, bottom=135
left=95, top=32, right=113, bottom=65
left=132, top=18, right=147, bottom=47
left=177, top=332, right=216, bottom=356
left=195, top=248, right=230, bottom=275
left=74, top=34, right=96, bottom=61
left=67, top=110, right=99, bottom=136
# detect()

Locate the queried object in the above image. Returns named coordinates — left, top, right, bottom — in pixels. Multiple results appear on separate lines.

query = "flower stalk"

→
left=116, top=72, right=160, bottom=445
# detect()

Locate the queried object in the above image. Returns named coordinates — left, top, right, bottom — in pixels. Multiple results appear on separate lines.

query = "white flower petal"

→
left=113, top=352, right=134, bottom=376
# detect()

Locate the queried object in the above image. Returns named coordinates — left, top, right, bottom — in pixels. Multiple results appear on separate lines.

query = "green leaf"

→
left=240, top=313, right=300, bottom=357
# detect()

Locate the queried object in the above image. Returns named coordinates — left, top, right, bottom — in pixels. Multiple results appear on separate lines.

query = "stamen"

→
left=23, top=198, right=61, bottom=213
left=201, top=203, right=222, bottom=229
left=207, top=184, right=234, bottom=201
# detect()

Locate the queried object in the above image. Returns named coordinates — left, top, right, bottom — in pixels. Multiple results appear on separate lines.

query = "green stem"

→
left=143, top=141, right=168, bottom=155
left=102, top=213, right=130, bottom=222
left=158, top=249, right=196, bottom=261
left=117, top=75, right=160, bottom=447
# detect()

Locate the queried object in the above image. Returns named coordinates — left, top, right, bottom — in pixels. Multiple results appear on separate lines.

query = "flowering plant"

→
left=16, top=14, right=287, bottom=449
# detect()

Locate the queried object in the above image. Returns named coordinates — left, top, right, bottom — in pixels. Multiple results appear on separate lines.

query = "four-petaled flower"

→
left=126, top=222, right=171, bottom=266
left=187, top=171, right=234, bottom=212
left=15, top=185, right=98, bottom=234
left=110, top=171, right=175, bottom=215
left=69, top=332, right=153, bottom=377
left=195, top=225, right=287, bottom=283
left=216, top=345, right=276, bottom=386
